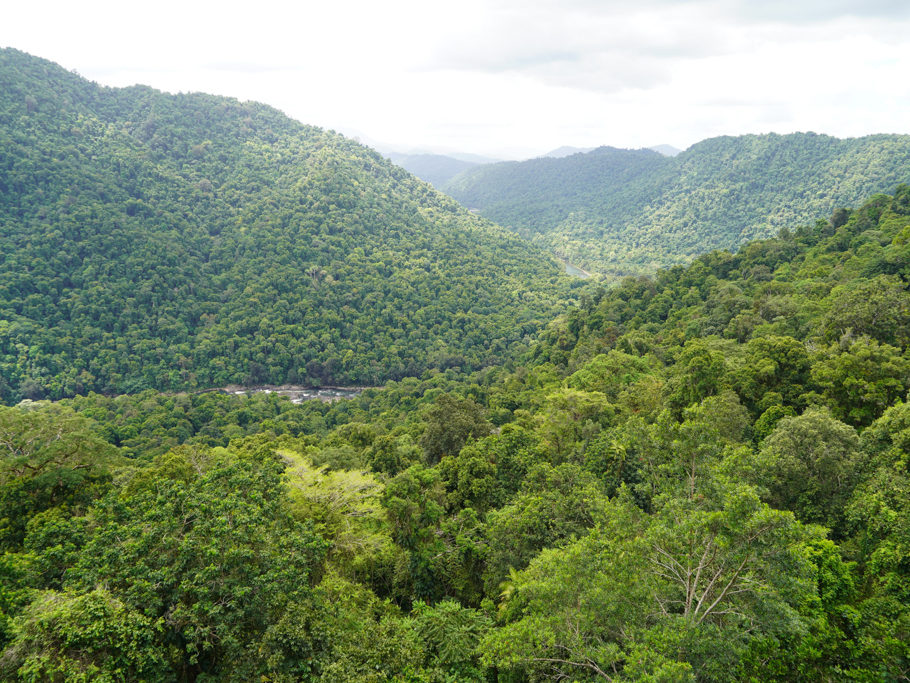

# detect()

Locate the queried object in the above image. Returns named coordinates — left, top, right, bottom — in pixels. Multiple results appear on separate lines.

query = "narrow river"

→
left=556, top=256, right=593, bottom=278
left=216, top=385, right=367, bottom=403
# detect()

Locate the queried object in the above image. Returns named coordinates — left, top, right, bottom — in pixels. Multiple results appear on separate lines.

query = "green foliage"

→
left=484, top=475, right=825, bottom=682
left=1, top=50, right=910, bottom=678
left=465, top=190, right=910, bottom=678
left=820, top=275, right=910, bottom=347
left=0, top=49, right=572, bottom=402
left=419, top=394, right=492, bottom=464
left=0, top=589, right=168, bottom=682
left=411, top=599, right=490, bottom=680
left=484, top=463, right=609, bottom=594
left=831, top=402, right=910, bottom=678
left=383, top=464, right=447, bottom=552
left=0, top=402, right=119, bottom=485
left=261, top=574, right=424, bottom=682
left=850, top=402, right=910, bottom=602
left=65, top=444, right=327, bottom=680
left=733, top=335, right=812, bottom=413
left=752, top=403, right=796, bottom=443
left=63, top=389, right=333, bottom=458
left=481, top=493, right=648, bottom=681
left=0, top=189, right=894, bottom=678
left=566, top=349, right=653, bottom=401
left=535, top=387, right=614, bottom=461
left=446, top=132, right=910, bottom=277
left=0, top=402, right=119, bottom=552
left=280, top=449, right=400, bottom=585
left=665, top=339, right=729, bottom=413
left=753, top=408, right=861, bottom=536
left=387, top=152, right=482, bottom=189
left=437, top=424, right=544, bottom=514
left=812, top=338, right=910, bottom=427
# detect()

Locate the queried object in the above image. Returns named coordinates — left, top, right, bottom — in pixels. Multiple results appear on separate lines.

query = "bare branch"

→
left=529, top=656, right=614, bottom=681
left=696, top=555, right=752, bottom=625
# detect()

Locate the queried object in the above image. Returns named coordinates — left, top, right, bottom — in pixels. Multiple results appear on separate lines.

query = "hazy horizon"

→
left=4, top=1, right=910, bottom=159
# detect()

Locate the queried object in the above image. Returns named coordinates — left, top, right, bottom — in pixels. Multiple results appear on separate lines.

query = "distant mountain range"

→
left=648, top=144, right=681, bottom=157
left=443, top=133, right=910, bottom=276
left=384, top=152, right=487, bottom=188
left=543, top=145, right=680, bottom=159
left=543, top=146, right=595, bottom=158
left=386, top=145, right=681, bottom=187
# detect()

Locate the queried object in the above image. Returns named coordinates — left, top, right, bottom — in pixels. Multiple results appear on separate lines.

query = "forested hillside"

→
left=1, top=191, right=907, bottom=680
left=445, top=132, right=910, bottom=277
left=445, top=146, right=668, bottom=237
left=0, top=49, right=575, bottom=402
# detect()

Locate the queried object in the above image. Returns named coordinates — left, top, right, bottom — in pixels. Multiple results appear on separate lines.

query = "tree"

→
left=566, top=350, right=653, bottom=402
left=0, top=402, right=120, bottom=551
left=812, top=338, right=910, bottom=427
left=841, top=402, right=910, bottom=677
left=849, top=401, right=910, bottom=602
left=629, top=392, right=750, bottom=507
left=0, top=589, right=169, bottom=682
left=419, top=394, right=491, bottom=464
left=733, top=335, right=812, bottom=413
left=536, top=387, right=614, bottom=462
left=481, top=492, right=649, bottom=681
left=61, top=444, right=327, bottom=681
left=411, top=599, right=490, bottom=680
left=280, top=449, right=399, bottom=585
left=666, top=339, right=728, bottom=413
left=821, top=275, right=910, bottom=348
left=0, top=402, right=119, bottom=485
left=753, top=407, right=860, bottom=537
left=483, top=463, right=609, bottom=596
left=483, top=484, right=824, bottom=681
left=381, top=464, right=449, bottom=601
left=259, top=573, right=423, bottom=682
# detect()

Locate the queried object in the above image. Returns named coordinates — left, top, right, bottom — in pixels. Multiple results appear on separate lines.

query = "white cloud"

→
left=2, top=0, right=910, bottom=158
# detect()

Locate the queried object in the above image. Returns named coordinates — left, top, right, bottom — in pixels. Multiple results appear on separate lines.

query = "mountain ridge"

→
left=444, top=130, right=910, bottom=276
left=0, top=48, right=573, bottom=402
left=385, top=152, right=483, bottom=188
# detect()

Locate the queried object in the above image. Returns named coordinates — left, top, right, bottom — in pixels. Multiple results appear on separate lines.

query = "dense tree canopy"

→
left=0, top=49, right=579, bottom=402
left=0, top=48, right=909, bottom=682
left=444, top=133, right=910, bottom=277
left=1, top=190, right=902, bottom=679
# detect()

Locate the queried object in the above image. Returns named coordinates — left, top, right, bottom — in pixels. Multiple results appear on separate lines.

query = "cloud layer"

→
left=3, top=0, right=910, bottom=157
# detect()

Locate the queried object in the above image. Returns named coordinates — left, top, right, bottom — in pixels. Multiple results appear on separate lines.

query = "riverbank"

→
left=555, top=256, right=593, bottom=279
left=215, top=384, right=376, bottom=403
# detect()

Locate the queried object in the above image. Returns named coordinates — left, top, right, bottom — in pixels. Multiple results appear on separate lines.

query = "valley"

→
left=0, top=47, right=908, bottom=683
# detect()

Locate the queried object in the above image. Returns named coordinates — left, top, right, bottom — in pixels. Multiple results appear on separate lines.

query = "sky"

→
left=3, top=0, right=910, bottom=159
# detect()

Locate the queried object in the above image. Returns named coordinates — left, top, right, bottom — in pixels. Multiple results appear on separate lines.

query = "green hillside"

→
left=0, top=190, right=907, bottom=680
left=444, top=132, right=910, bottom=277
left=445, top=145, right=668, bottom=236
left=0, top=49, right=576, bottom=402
left=1, top=46, right=909, bottom=683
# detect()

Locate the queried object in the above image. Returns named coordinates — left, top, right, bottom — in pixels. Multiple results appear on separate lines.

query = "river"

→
left=216, top=385, right=367, bottom=403
left=556, top=257, right=593, bottom=279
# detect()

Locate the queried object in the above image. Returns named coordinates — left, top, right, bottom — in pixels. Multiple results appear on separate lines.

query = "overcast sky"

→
left=3, top=0, right=910, bottom=159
